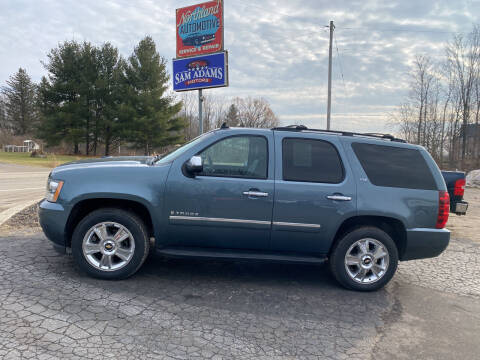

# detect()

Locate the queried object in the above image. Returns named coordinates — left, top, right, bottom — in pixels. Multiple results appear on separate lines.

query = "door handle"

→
left=327, top=195, right=352, bottom=201
left=243, top=191, right=269, bottom=197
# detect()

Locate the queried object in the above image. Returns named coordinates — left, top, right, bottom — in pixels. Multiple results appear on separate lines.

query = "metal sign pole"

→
left=198, top=89, right=203, bottom=135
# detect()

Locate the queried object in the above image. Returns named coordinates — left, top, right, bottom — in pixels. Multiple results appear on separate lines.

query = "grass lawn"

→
left=0, top=152, right=89, bottom=168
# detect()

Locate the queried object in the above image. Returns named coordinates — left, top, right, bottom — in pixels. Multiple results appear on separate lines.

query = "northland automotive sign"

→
left=173, top=51, right=228, bottom=92
left=176, top=0, right=223, bottom=58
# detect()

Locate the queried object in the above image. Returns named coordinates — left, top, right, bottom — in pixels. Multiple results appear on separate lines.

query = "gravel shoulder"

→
left=0, top=201, right=41, bottom=237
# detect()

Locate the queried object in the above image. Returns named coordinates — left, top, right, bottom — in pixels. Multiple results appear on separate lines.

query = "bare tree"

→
left=179, top=91, right=198, bottom=140
left=233, top=97, right=279, bottom=128
left=392, top=102, right=415, bottom=143
left=393, top=55, right=444, bottom=158
left=474, top=76, right=480, bottom=165
left=393, top=24, right=480, bottom=170
left=178, top=92, right=228, bottom=139
left=409, top=55, right=435, bottom=145
left=427, top=78, right=443, bottom=159
left=179, top=94, right=280, bottom=140
left=438, top=65, right=456, bottom=165
left=202, top=93, right=227, bottom=131
left=445, top=26, right=480, bottom=167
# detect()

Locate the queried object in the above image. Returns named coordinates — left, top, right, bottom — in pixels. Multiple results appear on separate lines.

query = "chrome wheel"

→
left=82, top=222, right=135, bottom=272
left=344, top=238, right=389, bottom=284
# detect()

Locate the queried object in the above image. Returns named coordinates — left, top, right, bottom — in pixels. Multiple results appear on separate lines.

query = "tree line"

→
left=2, top=37, right=184, bottom=155
left=0, top=36, right=279, bottom=156
left=179, top=92, right=279, bottom=141
left=394, top=25, right=480, bottom=170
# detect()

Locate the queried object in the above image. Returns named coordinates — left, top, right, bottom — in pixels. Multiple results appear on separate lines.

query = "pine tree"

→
left=37, top=41, right=104, bottom=154
left=0, top=95, right=9, bottom=132
left=122, top=36, right=184, bottom=155
left=225, top=103, right=239, bottom=126
left=38, top=41, right=84, bottom=153
left=78, top=42, right=100, bottom=155
left=1, top=68, right=37, bottom=135
left=96, top=43, right=124, bottom=156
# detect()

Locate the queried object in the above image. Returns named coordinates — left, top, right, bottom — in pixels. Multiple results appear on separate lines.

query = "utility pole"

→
left=198, top=89, right=203, bottom=135
left=327, top=20, right=334, bottom=130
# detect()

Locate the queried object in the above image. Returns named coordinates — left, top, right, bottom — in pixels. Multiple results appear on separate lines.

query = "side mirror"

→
left=185, top=155, right=203, bottom=175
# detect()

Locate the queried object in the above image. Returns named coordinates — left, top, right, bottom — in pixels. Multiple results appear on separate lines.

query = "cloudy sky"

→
left=1, top=0, right=480, bottom=132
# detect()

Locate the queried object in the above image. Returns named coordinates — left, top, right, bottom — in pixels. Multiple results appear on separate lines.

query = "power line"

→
left=333, top=32, right=347, bottom=92
left=338, top=48, right=448, bottom=58
left=338, top=26, right=457, bottom=34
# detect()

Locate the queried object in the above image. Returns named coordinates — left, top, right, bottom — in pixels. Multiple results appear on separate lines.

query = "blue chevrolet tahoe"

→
left=39, top=125, right=451, bottom=291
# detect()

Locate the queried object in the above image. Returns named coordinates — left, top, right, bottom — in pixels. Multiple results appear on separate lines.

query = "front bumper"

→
left=401, top=228, right=450, bottom=261
left=39, top=200, right=69, bottom=253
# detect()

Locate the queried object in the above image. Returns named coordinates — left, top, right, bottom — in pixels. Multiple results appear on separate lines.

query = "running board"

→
left=156, top=247, right=328, bottom=265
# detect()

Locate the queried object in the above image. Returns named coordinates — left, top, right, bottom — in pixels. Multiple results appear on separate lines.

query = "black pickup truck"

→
left=441, top=171, right=468, bottom=215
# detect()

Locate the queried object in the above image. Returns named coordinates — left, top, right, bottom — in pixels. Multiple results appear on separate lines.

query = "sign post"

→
left=199, top=89, right=203, bottom=134
left=175, top=0, right=225, bottom=135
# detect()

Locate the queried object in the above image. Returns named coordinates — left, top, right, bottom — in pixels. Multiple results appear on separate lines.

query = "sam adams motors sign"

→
left=173, top=51, right=228, bottom=92
left=176, top=0, right=223, bottom=58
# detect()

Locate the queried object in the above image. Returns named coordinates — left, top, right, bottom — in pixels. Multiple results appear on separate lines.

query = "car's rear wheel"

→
left=329, top=226, right=398, bottom=291
left=71, top=208, right=150, bottom=279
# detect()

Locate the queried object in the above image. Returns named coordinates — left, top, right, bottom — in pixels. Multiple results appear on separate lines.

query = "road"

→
left=0, top=232, right=478, bottom=359
left=0, top=163, right=50, bottom=217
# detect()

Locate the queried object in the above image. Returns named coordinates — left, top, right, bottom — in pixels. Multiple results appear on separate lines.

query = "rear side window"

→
left=352, top=143, right=437, bottom=190
left=283, top=138, right=344, bottom=183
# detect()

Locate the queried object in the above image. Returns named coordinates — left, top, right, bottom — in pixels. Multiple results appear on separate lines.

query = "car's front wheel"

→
left=329, top=226, right=398, bottom=291
left=71, top=208, right=150, bottom=279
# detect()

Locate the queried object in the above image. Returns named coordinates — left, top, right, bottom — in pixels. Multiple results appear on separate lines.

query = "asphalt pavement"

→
left=0, top=232, right=478, bottom=359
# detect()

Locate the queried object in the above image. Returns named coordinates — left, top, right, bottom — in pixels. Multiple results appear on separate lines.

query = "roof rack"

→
left=272, top=125, right=406, bottom=143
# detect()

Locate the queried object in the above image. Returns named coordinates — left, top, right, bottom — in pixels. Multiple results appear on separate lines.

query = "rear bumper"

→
left=39, top=200, right=69, bottom=251
left=452, top=201, right=468, bottom=215
left=401, top=228, right=450, bottom=261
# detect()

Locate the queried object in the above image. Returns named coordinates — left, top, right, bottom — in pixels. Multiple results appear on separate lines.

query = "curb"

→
left=0, top=197, right=44, bottom=227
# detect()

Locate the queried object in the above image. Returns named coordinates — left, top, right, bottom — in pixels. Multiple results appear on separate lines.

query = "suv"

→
left=39, top=125, right=450, bottom=291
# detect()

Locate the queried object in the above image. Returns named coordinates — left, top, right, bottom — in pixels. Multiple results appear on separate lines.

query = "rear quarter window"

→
left=283, top=138, right=344, bottom=183
left=352, top=143, right=437, bottom=190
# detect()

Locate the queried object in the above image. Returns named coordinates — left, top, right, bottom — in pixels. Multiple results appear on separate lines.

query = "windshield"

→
left=155, top=132, right=214, bottom=165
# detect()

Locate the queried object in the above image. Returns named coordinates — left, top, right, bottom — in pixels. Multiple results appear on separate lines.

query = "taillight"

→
left=454, top=178, right=466, bottom=197
left=436, top=191, right=450, bottom=229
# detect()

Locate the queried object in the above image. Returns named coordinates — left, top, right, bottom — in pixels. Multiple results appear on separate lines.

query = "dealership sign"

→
left=176, top=0, right=223, bottom=58
left=173, top=51, right=228, bottom=92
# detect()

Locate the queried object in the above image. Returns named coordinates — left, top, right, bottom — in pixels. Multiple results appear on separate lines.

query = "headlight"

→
left=46, top=179, right=64, bottom=202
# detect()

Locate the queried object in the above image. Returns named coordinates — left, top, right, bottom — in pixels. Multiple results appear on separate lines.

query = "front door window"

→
left=198, top=136, right=268, bottom=179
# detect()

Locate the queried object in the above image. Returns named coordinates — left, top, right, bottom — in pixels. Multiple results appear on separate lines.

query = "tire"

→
left=71, top=208, right=150, bottom=280
left=329, top=226, right=398, bottom=291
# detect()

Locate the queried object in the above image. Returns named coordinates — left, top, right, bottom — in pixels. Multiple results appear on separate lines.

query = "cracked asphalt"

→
left=0, top=232, right=479, bottom=359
